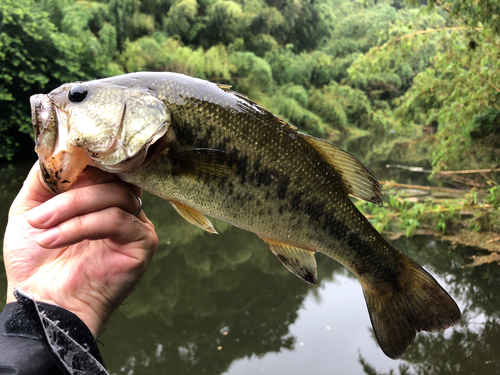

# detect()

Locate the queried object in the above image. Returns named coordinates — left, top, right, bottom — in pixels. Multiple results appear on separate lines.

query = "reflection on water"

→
left=1, top=161, right=499, bottom=374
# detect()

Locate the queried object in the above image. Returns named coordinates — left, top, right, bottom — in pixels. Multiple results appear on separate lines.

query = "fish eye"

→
left=68, top=84, right=88, bottom=102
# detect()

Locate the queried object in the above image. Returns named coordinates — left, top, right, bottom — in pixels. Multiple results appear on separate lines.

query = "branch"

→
left=379, top=180, right=465, bottom=193
left=438, top=167, right=500, bottom=175
left=393, top=27, right=483, bottom=42
left=486, top=237, right=500, bottom=244
left=461, top=60, right=500, bottom=94
left=363, top=203, right=494, bottom=219
left=386, top=164, right=500, bottom=175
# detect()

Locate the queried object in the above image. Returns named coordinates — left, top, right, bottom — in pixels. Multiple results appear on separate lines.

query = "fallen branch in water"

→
left=386, top=164, right=500, bottom=175
left=440, top=174, right=488, bottom=189
left=384, top=165, right=499, bottom=189
left=486, top=236, right=500, bottom=244
left=385, top=164, right=432, bottom=173
left=362, top=204, right=493, bottom=219
left=439, top=168, right=500, bottom=175
left=380, top=180, right=465, bottom=194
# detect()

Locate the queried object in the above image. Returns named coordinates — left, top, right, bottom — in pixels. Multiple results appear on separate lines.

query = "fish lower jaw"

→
left=40, top=148, right=90, bottom=194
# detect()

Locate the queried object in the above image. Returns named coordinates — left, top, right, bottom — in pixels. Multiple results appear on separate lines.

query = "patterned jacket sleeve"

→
left=0, top=300, right=106, bottom=374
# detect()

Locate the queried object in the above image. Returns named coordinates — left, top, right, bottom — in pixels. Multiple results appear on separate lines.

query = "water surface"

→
left=0, top=161, right=499, bottom=374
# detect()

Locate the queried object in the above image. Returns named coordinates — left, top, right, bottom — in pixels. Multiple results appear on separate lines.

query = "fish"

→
left=30, top=72, right=461, bottom=359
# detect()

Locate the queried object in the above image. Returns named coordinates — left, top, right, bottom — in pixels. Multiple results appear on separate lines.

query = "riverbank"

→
left=355, top=180, right=500, bottom=267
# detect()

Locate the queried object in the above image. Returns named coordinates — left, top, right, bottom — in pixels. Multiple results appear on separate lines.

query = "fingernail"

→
left=28, top=203, right=56, bottom=224
left=36, top=227, right=60, bottom=247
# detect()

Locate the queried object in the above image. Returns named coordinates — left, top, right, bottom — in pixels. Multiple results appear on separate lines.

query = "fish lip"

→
left=31, top=93, right=91, bottom=194
left=31, top=94, right=57, bottom=158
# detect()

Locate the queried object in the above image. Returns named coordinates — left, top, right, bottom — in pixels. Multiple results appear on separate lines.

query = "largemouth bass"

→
left=30, top=72, right=461, bottom=359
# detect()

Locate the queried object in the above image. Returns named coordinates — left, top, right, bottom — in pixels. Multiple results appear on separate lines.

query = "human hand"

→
left=3, top=162, right=158, bottom=337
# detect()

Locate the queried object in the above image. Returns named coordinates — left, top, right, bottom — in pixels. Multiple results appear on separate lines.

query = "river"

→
left=0, top=160, right=499, bottom=374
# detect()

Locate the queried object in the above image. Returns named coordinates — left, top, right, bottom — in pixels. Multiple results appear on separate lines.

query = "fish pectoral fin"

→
left=259, top=237, right=318, bottom=285
left=169, top=149, right=235, bottom=182
left=169, top=201, right=218, bottom=234
left=301, top=134, right=383, bottom=205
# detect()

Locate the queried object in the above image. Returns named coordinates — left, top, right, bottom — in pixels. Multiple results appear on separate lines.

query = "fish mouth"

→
left=31, top=94, right=90, bottom=194
left=31, top=94, right=169, bottom=193
left=31, top=94, right=57, bottom=158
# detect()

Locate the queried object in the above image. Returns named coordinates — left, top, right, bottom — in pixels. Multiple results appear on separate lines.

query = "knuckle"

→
left=64, top=188, right=88, bottom=208
left=107, top=207, right=130, bottom=225
left=146, top=231, right=159, bottom=255
left=71, top=214, right=86, bottom=233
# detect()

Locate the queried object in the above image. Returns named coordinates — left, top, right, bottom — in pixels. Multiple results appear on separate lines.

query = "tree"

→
left=0, top=0, right=99, bottom=159
left=348, top=1, right=500, bottom=175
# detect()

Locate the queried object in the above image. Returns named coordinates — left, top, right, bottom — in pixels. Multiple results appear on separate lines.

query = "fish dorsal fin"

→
left=169, top=201, right=218, bottom=234
left=232, top=91, right=297, bottom=130
left=259, top=236, right=317, bottom=285
left=170, top=149, right=235, bottom=182
left=217, top=84, right=232, bottom=92
left=301, top=134, right=382, bottom=205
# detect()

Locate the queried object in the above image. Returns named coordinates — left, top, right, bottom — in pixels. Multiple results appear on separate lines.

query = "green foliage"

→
left=428, top=0, right=500, bottom=33
left=350, top=1, right=500, bottom=174
left=164, top=0, right=201, bottom=42
left=0, top=0, right=100, bottom=159
left=399, top=27, right=500, bottom=173
left=355, top=184, right=500, bottom=237
left=203, top=0, right=246, bottom=46
left=347, top=9, right=446, bottom=97
left=121, top=35, right=236, bottom=80
left=4, top=0, right=500, bottom=196
left=3, top=0, right=432, bottom=160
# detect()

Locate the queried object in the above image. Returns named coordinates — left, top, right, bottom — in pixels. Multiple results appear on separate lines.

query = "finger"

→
left=41, top=164, right=142, bottom=195
left=35, top=207, right=158, bottom=253
left=59, top=166, right=144, bottom=206
left=27, top=181, right=145, bottom=229
left=69, top=167, right=121, bottom=190
left=34, top=165, right=120, bottom=195
left=127, top=183, right=143, bottom=198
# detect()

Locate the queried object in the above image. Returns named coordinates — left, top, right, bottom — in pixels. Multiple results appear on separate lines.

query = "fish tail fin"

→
left=361, top=256, right=461, bottom=359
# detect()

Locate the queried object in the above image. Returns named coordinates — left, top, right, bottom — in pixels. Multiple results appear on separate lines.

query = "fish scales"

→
left=125, top=83, right=399, bottom=280
left=30, top=72, right=461, bottom=360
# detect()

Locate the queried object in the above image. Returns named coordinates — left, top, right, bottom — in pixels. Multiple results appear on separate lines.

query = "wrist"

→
left=6, top=286, right=106, bottom=338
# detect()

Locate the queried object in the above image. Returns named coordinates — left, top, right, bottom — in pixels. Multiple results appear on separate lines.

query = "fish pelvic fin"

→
left=301, top=134, right=382, bottom=205
left=361, top=257, right=461, bottom=359
left=259, top=237, right=318, bottom=285
left=169, top=201, right=218, bottom=234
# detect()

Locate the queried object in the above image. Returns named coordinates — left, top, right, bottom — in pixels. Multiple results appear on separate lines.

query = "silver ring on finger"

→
left=132, top=196, right=143, bottom=216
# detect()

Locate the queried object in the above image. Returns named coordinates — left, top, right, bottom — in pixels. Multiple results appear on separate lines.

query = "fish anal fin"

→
left=259, top=237, right=317, bottom=285
left=170, top=149, right=236, bottom=182
left=361, top=256, right=461, bottom=359
left=169, top=201, right=218, bottom=234
left=301, top=134, right=382, bottom=205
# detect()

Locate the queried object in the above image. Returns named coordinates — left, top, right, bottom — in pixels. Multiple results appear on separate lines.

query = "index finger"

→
left=70, top=167, right=143, bottom=198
